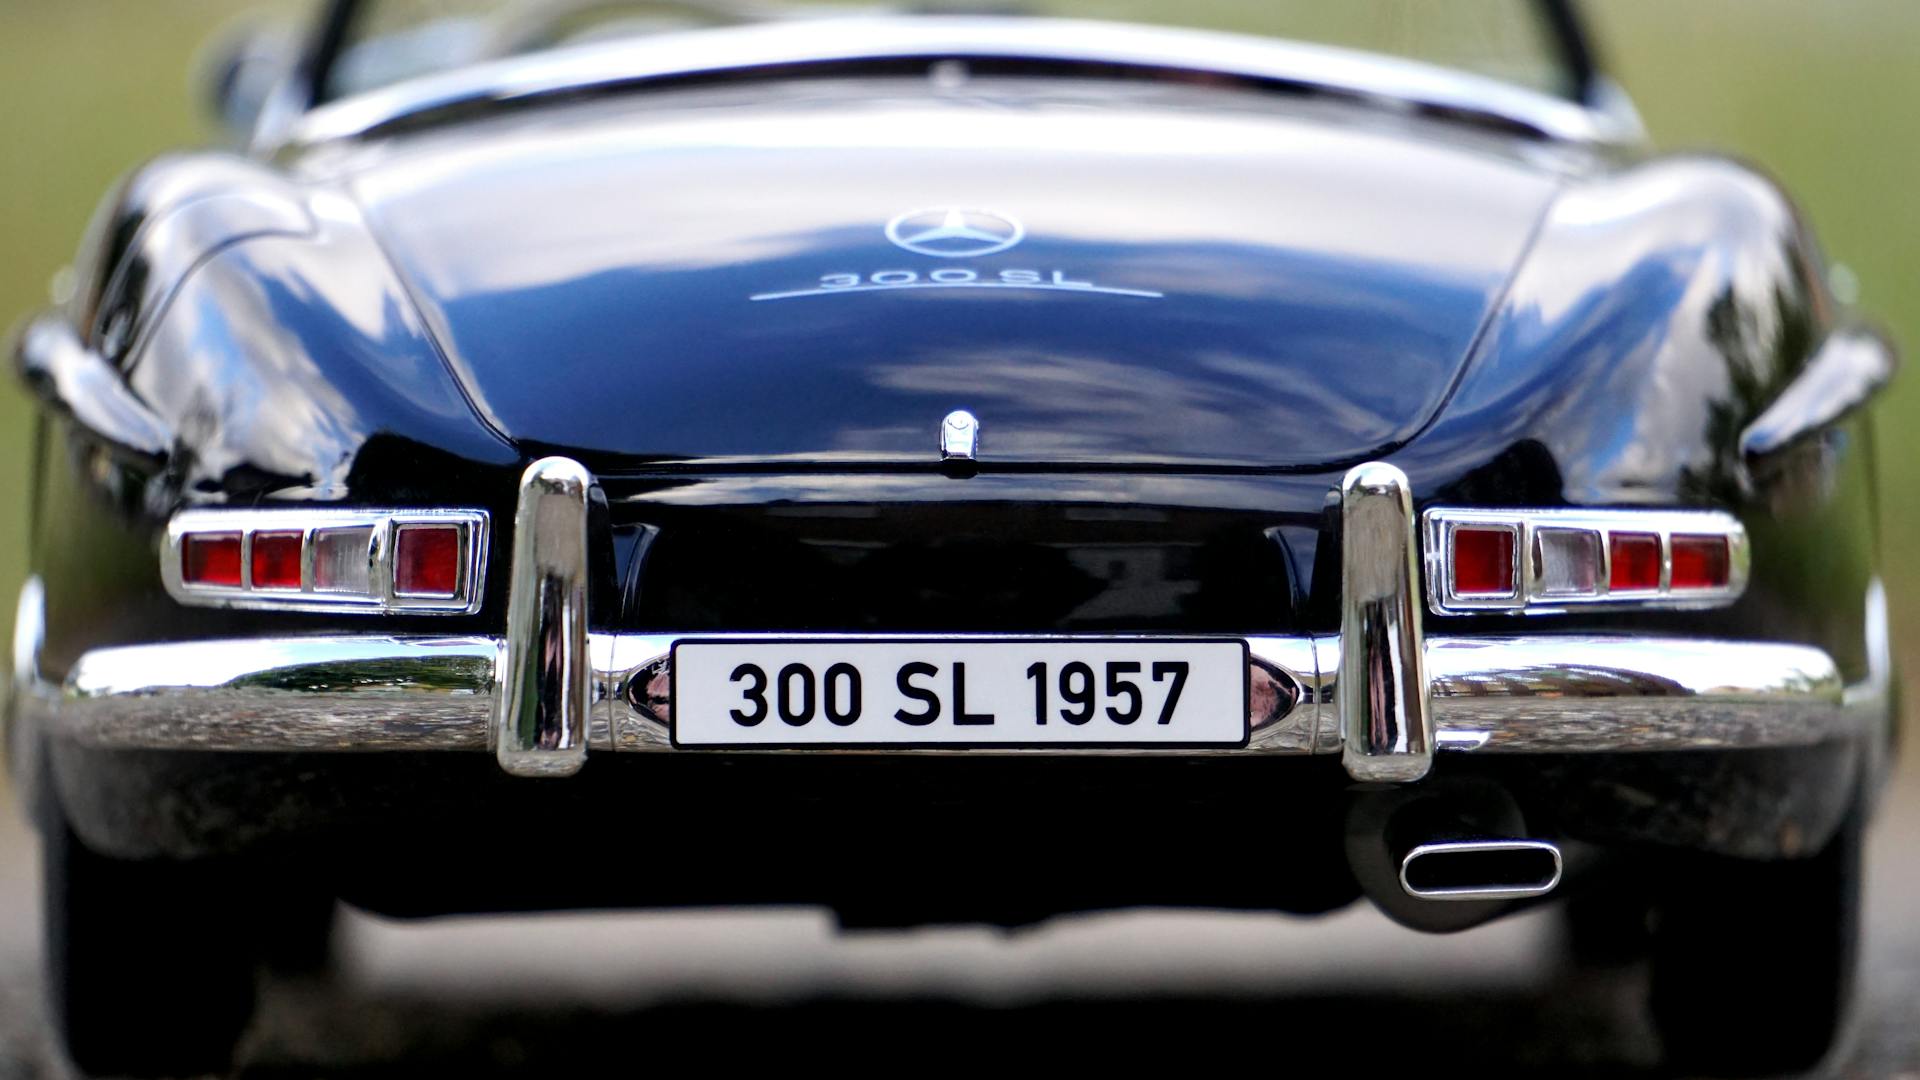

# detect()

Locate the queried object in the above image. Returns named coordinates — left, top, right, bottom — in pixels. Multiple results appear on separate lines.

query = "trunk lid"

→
left=344, top=79, right=1561, bottom=469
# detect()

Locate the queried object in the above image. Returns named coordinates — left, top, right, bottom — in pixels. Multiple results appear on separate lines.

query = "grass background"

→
left=0, top=0, right=1915, bottom=656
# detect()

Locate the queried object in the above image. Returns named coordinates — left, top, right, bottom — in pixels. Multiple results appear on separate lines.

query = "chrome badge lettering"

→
left=749, top=208, right=1164, bottom=302
left=886, top=207, right=1024, bottom=258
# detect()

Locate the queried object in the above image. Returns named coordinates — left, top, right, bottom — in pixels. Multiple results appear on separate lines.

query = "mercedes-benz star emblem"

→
left=885, top=207, right=1025, bottom=258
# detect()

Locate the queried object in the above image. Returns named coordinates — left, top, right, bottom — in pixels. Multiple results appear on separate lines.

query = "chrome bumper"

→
left=13, top=459, right=1883, bottom=782
left=45, top=628, right=1860, bottom=761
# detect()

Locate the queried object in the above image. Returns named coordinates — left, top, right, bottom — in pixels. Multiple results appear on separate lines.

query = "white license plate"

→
left=671, top=638, right=1249, bottom=748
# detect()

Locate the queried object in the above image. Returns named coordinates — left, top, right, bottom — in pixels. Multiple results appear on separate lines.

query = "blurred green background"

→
left=0, top=0, right=1915, bottom=660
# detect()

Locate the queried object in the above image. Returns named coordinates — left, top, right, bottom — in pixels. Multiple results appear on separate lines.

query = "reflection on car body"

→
left=3, top=1, right=1896, bottom=1075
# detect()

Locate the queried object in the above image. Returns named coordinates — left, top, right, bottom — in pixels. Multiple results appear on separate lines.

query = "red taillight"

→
left=1452, top=527, right=1516, bottom=596
left=249, top=531, right=304, bottom=590
left=181, top=533, right=243, bottom=587
left=1426, top=508, right=1744, bottom=614
left=394, top=525, right=461, bottom=598
left=1671, top=534, right=1731, bottom=590
left=1608, top=532, right=1662, bottom=592
left=166, top=510, right=486, bottom=613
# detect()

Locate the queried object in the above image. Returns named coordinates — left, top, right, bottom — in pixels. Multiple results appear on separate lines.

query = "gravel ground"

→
left=0, top=756, right=1914, bottom=1078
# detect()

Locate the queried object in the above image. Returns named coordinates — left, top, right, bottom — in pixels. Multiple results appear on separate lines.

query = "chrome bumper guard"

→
left=20, top=460, right=1882, bottom=782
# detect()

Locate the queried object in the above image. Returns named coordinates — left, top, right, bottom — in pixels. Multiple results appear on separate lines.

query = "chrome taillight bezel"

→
left=1422, top=508, right=1748, bottom=616
left=161, top=508, right=489, bottom=615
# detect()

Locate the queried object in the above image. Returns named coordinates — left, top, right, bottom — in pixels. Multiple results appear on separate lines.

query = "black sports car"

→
left=5, top=1, right=1897, bottom=1074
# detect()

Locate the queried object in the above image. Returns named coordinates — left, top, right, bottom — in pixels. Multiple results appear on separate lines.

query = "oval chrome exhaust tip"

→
left=1398, top=840, right=1563, bottom=901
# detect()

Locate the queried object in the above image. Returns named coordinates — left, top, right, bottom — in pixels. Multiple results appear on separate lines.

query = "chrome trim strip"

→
left=3, top=576, right=48, bottom=783
left=1741, top=327, right=1898, bottom=462
left=7, top=576, right=45, bottom=716
left=285, top=16, right=1640, bottom=152
left=1339, top=463, right=1433, bottom=782
left=1423, top=507, right=1749, bottom=615
left=161, top=507, right=489, bottom=615
left=1398, top=840, right=1562, bottom=901
left=1849, top=578, right=1896, bottom=785
left=1846, top=577, right=1893, bottom=714
left=39, top=632, right=1857, bottom=759
left=493, top=457, right=593, bottom=777
left=14, top=317, right=171, bottom=461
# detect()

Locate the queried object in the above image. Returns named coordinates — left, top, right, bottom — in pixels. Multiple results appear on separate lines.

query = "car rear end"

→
left=7, top=20, right=1896, bottom=1076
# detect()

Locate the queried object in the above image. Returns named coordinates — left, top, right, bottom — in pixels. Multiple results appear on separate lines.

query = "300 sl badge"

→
left=748, top=207, right=1164, bottom=301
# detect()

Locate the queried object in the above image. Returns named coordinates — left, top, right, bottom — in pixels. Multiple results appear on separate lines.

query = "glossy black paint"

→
left=603, top=473, right=1307, bottom=633
left=342, top=79, right=1559, bottom=469
left=7, top=53, right=1894, bottom=873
